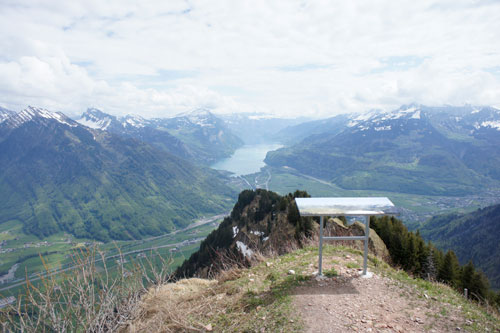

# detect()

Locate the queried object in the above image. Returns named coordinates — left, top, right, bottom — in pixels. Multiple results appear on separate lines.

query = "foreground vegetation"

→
left=128, top=245, right=500, bottom=332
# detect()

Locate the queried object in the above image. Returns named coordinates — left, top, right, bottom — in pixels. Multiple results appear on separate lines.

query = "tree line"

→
left=371, top=216, right=500, bottom=308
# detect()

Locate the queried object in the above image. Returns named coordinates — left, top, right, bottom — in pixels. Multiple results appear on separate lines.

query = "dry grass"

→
left=122, top=250, right=309, bottom=332
left=0, top=246, right=173, bottom=332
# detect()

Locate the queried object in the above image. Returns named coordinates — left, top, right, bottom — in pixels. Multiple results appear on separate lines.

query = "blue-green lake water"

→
left=211, top=144, right=283, bottom=176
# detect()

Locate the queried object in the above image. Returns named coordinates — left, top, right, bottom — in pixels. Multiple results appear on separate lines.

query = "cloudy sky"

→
left=1, top=0, right=500, bottom=118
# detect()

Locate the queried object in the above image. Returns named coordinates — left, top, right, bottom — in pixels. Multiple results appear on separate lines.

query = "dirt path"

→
left=292, top=257, right=470, bottom=333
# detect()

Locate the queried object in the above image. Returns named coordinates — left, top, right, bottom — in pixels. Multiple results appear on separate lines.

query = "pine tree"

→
left=460, top=260, right=475, bottom=295
left=469, top=271, right=490, bottom=301
left=405, top=233, right=418, bottom=272
left=415, top=236, right=429, bottom=278
left=438, top=250, right=460, bottom=287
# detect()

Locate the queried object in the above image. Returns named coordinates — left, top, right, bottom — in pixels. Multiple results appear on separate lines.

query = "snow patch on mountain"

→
left=236, top=241, right=254, bottom=258
left=411, top=110, right=421, bottom=119
left=76, top=108, right=114, bottom=130
left=77, top=117, right=111, bottom=130
left=175, top=109, right=216, bottom=127
left=480, top=120, right=500, bottom=131
left=347, top=105, right=421, bottom=130
left=122, top=114, right=148, bottom=128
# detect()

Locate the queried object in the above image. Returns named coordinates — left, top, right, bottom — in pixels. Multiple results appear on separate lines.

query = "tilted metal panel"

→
left=295, top=197, right=397, bottom=216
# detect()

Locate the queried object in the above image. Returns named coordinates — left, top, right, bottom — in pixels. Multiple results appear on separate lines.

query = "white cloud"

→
left=1, top=0, right=500, bottom=117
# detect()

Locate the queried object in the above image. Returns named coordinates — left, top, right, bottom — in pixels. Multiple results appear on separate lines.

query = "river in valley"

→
left=211, top=143, right=283, bottom=176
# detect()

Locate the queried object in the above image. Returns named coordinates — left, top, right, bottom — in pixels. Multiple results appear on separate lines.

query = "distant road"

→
left=264, top=169, right=272, bottom=190
left=0, top=213, right=228, bottom=292
left=130, top=213, right=229, bottom=243
left=281, top=166, right=339, bottom=188
left=238, top=175, right=255, bottom=189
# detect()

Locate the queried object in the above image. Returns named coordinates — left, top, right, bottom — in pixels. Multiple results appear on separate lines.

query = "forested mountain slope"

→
left=0, top=107, right=236, bottom=241
left=420, top=204, right=500, bottom=289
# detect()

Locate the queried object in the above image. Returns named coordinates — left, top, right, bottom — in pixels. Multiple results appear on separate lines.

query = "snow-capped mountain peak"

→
left=174, top=108, right=217, bottom=127
left=122, top=114, right=148, bottom=128
left=4, top=106, right=78, bottom=129
left=464, top=106, right=500, bottom=133
left=347, top=104, right=423, bottom=131
left=77, top=108, right=114, bottom=130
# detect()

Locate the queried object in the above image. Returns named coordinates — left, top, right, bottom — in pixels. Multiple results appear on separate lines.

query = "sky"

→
left=1, top=0, right=500, bottom=119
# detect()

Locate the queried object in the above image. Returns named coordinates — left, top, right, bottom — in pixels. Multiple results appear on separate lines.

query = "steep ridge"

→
left=265, top=104, right=500, bottom=195
left=420, top=204, right=500, bottom=289
left=0, top=107, right=236, bottom=241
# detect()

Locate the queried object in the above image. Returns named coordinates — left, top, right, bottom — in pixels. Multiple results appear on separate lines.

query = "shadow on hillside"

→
left=291, top=276, right=360, bottom=295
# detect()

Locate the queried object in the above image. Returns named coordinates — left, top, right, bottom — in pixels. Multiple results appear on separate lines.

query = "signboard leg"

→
left=363, top=215, right=370, bottom=275
left=319, top=216, right=324, bottom=276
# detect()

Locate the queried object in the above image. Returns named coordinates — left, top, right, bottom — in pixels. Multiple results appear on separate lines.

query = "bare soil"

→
left=292, top=256, right=471, bottom=333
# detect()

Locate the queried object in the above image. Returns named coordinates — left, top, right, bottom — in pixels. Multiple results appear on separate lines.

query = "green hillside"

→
left=0, top=109, right=236, bottom=241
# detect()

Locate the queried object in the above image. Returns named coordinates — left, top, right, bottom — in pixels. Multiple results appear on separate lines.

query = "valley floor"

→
left=235, top=166, right=500, bottom=228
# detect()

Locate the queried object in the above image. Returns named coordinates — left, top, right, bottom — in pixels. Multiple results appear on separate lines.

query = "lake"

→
left=211, top=143, right=283, bottom=176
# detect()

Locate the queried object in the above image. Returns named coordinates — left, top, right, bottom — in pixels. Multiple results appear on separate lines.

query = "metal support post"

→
left=318, top=216, right=324, bottom=276
left=363, top=215, right=370, bottom=275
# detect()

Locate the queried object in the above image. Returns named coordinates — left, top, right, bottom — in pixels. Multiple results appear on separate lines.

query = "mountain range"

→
left=0, top=106, right=236, bottom=241
left=77, top=108, right=243, bottom=164
left=265, top=104, right=500, bottom=195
